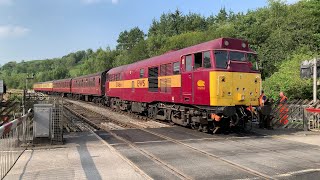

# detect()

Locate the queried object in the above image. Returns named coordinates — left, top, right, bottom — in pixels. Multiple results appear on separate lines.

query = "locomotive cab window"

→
left=203, top=51, right=212, bottom=68
left=185, top=55, right=193, bottom=72
left=248, top=53, right=259, bottom=70
left=214, top=50, right=228, bottom=69
left=194, top=52, right=203, bottom=69
left=230, top=51, right=246, bottom=61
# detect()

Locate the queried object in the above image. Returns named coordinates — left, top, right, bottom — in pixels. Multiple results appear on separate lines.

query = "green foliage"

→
left=263, top=51, right=316, bottom=100
left=0, top=0, right=319, bottom=100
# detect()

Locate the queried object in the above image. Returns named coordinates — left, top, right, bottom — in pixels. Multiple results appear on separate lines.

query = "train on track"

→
left=34, top=37, right=261, bottom=133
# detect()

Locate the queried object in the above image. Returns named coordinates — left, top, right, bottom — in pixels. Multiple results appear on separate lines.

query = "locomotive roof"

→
left=108, top=37, right=253, bottom=74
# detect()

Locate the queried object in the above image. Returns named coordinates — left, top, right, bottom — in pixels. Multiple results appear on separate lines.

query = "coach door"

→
left=181, top=55, right=193, bottom=103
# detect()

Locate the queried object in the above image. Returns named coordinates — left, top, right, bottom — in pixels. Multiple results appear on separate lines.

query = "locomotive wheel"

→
left=171, top=110, right=181, bottom=124
left=147, top=106, right=156, bottom=119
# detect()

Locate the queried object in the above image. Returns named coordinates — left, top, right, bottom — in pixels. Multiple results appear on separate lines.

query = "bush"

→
left=263, top=51, right=317, bottom=100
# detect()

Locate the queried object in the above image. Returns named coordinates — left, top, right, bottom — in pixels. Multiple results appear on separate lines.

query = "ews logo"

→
left=137, top=80, right=145, bottom=87
left=116, top=82, right=122, bottom=87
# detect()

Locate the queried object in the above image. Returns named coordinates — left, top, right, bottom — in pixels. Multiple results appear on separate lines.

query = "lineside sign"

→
left=0, top=80, right=3, bottom=94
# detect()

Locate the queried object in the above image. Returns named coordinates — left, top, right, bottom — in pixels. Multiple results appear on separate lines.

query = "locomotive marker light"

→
left=224, top=40, right=229, bottom=46
left=241, top=42, right=246, bottom=48
left=300, top=57, right=320, bottom=102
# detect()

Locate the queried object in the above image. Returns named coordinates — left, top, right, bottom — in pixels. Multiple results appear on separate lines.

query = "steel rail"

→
left=66, top=100, right=273, bottom=180
left=64, top=103, right=192, bottom=180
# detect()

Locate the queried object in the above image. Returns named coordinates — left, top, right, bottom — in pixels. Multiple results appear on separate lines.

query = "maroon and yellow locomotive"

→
left=34, top=37, right=261, bottom=132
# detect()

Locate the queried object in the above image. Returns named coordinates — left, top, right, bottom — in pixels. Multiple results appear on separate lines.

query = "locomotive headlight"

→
left=224, top=40, right=229, bottom=46
left=241, top=42, right=246, bottom=48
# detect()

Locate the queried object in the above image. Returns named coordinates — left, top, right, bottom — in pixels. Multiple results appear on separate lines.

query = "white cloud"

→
left=81, top=0, right=119, bottom=5
left=0, top=0, right=13, bottom=6
left=111, top=0, right=119, bottom=4
left=0, top=25, right=30, bottom=38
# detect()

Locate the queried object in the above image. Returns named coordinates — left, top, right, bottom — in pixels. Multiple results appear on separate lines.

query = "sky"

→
left=0, top=0, right=298, bottom=65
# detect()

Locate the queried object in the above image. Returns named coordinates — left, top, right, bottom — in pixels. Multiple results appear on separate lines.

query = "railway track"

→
left=64, top=99, right=273, bottom=179
left=63, top=102, right=192, bottom=180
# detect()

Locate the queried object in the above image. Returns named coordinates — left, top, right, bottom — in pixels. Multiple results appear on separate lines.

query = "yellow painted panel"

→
left=109, top=78, right=148, bottom=89
left=158, top=75, right=181, bottom=87
left=210, top=72, right=261, bottom=107
left=109, top=75, right=182, bottom=89
left=34, top=82, right=53, bottom=89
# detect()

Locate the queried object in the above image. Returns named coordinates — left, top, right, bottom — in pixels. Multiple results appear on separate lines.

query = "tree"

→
left=116, top=27, right=145, bottom=51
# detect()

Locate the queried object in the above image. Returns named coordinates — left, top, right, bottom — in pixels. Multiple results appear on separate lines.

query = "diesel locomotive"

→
left=34, top=37, right=261, bottom=132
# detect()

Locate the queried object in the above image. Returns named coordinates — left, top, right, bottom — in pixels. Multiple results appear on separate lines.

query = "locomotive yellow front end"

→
left=209, top=72, right=261, bottom=107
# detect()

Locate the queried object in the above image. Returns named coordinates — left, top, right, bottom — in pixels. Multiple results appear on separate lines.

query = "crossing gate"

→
left=304, top=107, right=320, bottom=131
left=270, top=99, right=320, bottom=131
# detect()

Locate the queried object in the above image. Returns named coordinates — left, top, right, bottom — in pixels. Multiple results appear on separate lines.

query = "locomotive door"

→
left=181, top=55, right=193, bottom=103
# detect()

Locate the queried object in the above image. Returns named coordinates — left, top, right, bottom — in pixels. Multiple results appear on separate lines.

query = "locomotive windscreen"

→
left=248, top=53, right=259, bottom=70
left=229, top=52, right=246, bottom=61
left=214, top=50, right=228, bottom=69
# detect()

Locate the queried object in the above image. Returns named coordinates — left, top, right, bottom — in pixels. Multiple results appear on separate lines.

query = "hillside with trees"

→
left=0, top=0, right=319, bottom=99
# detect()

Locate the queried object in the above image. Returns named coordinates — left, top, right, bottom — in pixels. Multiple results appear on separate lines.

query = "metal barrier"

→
left=0, top=110, right=33, bottom=180
left=270, top=99, right=320, bottom=131
left=304, top=108, right=320, bottom=131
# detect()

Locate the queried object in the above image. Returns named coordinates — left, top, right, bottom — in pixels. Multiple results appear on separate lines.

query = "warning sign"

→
left=0, top=80, right=3, bottom=94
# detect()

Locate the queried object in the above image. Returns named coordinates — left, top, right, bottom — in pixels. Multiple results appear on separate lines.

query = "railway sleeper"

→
left=69, top=96, right=253, bottom=134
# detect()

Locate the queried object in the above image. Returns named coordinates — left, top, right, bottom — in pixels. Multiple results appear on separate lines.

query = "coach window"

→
left=186, top=55, right=193, bottom=72
left=203, top=51, right=212, bottom=68
left=194, top=52, right=203, bottom=69
left=98, top=78, right=101, bottom=85
left=173, top=62, right=180, bottom=74
left=214, top=50, right=228, bottom=69
left=140, top=69, right=144, bottom=78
